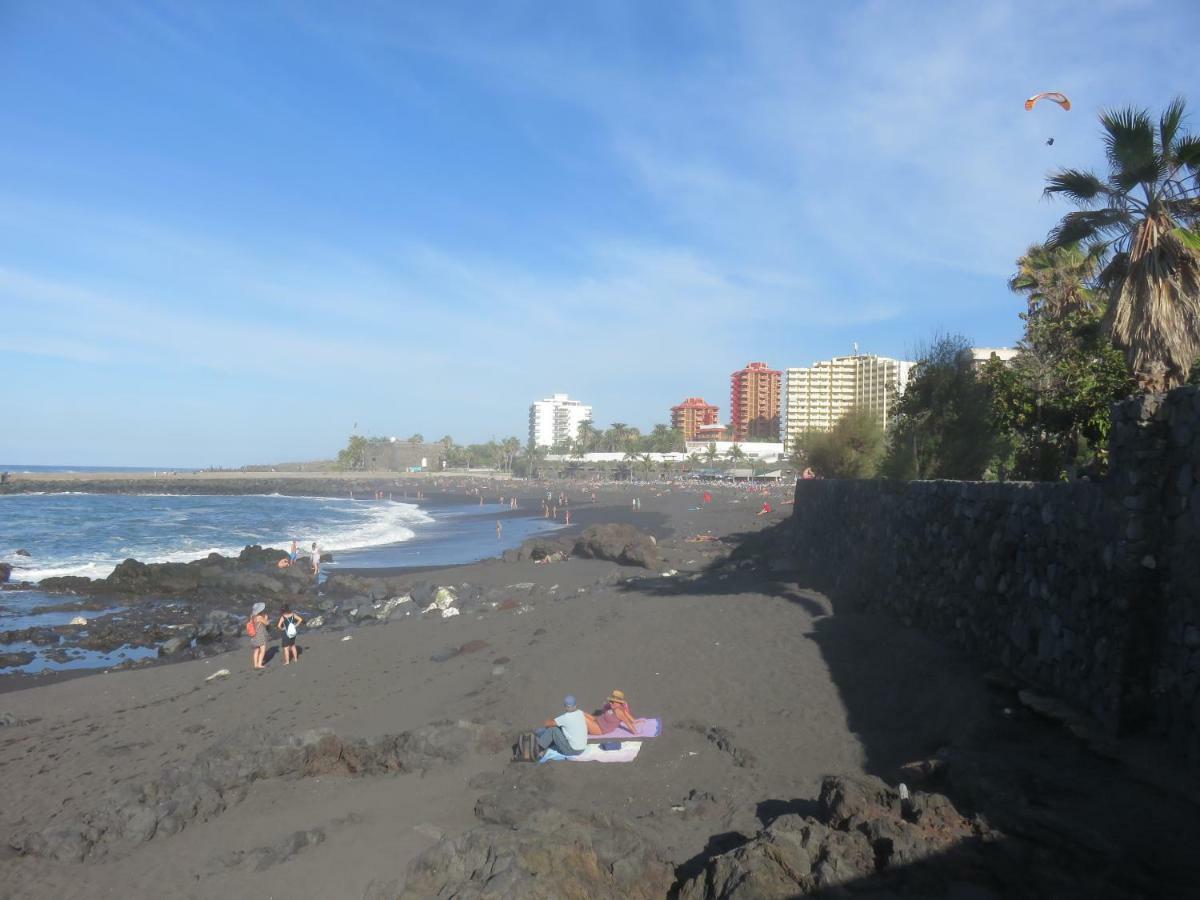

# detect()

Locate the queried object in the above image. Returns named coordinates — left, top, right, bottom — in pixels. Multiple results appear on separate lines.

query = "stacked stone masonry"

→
left=791, top=386, right=1200, bottom=762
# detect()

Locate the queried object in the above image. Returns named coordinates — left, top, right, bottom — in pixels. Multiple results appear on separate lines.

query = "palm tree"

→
left=725, top=444, right=747, bottom=466
left=604, top=423, right=631, bottom=452
left=501, top=436, right=521, bottom=471
left=1009, top=242, right=1101, bottom=320
left=576, top=421, right=599, bottom=453
left=622, top=448, right=639, bottom=481
left=704, top=442, right=718, bottom=465
left=1044, top=98, right=1200, bottom=389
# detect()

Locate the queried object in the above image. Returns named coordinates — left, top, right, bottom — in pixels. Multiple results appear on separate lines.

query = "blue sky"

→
left=1, top=0, right=1196, bottom=466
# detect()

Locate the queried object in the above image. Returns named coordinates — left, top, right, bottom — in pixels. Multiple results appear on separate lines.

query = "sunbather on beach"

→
left=585, top=689, right=641, bottom=735
left=536, top=695, right=587, bottom=757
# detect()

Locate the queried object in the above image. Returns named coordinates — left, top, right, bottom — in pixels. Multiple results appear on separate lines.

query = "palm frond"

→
left=1100, top=106, right=1157, bottom=187
left=1043, top=168, right=1106, bottom=205
left=1172, top=134, right=1200, bottom=173
left=1047, top=208, right=1131, bottom=249
left=1159, top=96, right=1187, bottom=153
left=1172, top=226, right=1200, bottom=254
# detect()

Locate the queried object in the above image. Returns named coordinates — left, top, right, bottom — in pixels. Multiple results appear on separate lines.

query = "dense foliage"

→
left=881, top=334, right=996, bottom=481
left=794, top=408, right=885, bottom=478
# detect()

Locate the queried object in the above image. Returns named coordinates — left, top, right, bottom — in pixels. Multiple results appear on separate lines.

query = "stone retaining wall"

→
left=791, top=386, right=1200, bottom=760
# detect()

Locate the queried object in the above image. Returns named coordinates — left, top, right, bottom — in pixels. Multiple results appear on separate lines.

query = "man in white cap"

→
left=535, top=695, right=587, bottom=757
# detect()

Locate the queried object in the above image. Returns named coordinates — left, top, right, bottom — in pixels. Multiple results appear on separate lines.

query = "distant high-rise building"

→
left=670, top=397, right=719, bottom=441
left=528, top=393, right=592, bottom=449
left=782, top=354, right=913, bottom=450
left=730, top=362, right=781, bottom=442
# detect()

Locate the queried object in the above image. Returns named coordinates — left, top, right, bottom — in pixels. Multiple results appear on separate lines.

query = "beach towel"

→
left=539, top=741, right=643, bottom=764
left=586, top=717, right=662, bottom=742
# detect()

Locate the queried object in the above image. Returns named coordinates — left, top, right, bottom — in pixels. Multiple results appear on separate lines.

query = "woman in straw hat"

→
left=247, top=602, right=270, bottom=670
left=585, top=689, right=641, bottom=735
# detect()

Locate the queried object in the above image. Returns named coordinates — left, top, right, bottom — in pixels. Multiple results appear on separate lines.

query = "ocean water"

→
left=0, top=493, right=559, bottom=673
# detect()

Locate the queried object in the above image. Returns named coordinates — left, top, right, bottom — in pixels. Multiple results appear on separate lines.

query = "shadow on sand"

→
left=620, top=518, right=1199, bottom=898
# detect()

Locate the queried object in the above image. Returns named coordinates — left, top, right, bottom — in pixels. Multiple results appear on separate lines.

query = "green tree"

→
left=407, top=433, right=425, bottom=444
left=1044, top=98, right=1200, bottom=389
left=704, top=442, right=719, bottom=465
left=725, top=444, right=746, bottom=466
left=501, top=436, right=522, bottom=471
left=603, top=423, right=631, bottom=452
left=881, top=333, right=997, bottom=480
left=576, top=421, right=599, bottom=453
left=986, top=246, right=1136, bottom=480
left=795, top=408, right=885, bottom=479
left=335, top=434, right=368, bottom=470
left=1009, top=242, right=1102, bottom=320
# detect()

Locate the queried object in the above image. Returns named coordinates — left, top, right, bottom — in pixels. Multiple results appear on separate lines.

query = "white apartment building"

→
left=528, top=393, right=593, bottom=448
left=782, top=355, right=913, bottom=450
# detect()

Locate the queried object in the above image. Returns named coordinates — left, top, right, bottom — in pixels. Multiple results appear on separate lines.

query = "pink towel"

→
left=586, top=717, right=662, bottom=742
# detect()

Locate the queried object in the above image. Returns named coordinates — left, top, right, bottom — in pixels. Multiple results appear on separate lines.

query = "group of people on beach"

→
left=276, top=539, right=322, bottom=576
left=246, top=601, right=304, bottom=669
left=534, top=689, right=642, bottom=758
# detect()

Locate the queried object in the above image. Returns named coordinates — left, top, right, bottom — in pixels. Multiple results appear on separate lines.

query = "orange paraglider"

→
left=1024, top=91, right=1071, bottom=112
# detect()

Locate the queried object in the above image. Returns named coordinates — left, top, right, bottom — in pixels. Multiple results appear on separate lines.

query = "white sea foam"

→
left=8, top=500, right=432, bottom=583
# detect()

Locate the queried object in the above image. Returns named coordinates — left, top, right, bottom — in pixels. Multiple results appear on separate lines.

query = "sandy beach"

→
left=2, top=477, right=1198, bottom=898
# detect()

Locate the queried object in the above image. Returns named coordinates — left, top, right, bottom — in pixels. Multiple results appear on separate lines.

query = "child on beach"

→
left=247, top=602, right=270, bottom=669
left=277, top=604, right=304, bottom=665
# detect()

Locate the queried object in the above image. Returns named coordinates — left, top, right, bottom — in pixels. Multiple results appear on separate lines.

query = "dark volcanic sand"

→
left=1, top=478, right=1197, bottom=899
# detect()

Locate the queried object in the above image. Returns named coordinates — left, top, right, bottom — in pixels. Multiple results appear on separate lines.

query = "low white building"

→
left=683, top=441, right=786, bottom=462
left=528, top=393, right=592, bottom=448
left=970, top=347, right=1019, bottom=368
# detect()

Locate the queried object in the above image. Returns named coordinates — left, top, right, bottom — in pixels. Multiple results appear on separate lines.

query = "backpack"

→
left=284, top=616, right=298, bottom=639
left=245, top=619, right=257, bottom=637
left=513, top=731, right=539, bottom=763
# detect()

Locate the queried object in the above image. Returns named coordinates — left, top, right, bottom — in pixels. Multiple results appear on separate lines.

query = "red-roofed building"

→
left=670, top=397, right=720, bottom=441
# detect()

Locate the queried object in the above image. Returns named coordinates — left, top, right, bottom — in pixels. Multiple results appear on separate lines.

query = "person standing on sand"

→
left=277, top=604, right=303, bottom=665
left=248, top=602, right=270, bottom=669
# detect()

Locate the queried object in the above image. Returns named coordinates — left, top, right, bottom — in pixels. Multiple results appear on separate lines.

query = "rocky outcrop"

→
left=399, top=786, right=674, bottom=899
left=678, top=775, right=985, bottom=899
left=16, top=721, right=502, bottom=863
left=508, top=524, right=659, bottom=569
left=39, top=545, right=313, bottom=601
left=0, top=562, right=10, bottom=583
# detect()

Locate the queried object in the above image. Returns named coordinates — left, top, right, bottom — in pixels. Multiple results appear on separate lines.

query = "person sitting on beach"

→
left=248, top=602, right=270, bottom=669
left=757, top=501, right=773, bottom=516
left=585, top=689, right=641, bottom=735
left=536, top=695, right=587, bottom=757
left=277, top=604, right=303, bottom=665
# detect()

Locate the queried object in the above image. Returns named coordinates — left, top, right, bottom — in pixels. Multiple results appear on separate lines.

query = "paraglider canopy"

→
left=1025, top=91, right=1071, bottom=112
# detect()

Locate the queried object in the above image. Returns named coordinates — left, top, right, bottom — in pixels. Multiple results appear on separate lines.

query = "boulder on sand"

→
left=677, top=774, right=986, bottom=899
left=512, top=524, right=660, bottom=569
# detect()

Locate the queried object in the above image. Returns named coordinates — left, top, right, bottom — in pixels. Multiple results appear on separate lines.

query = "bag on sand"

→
left=513, top=731, right=539, bottom=762
left=245, top=619, right=257, bottom=638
